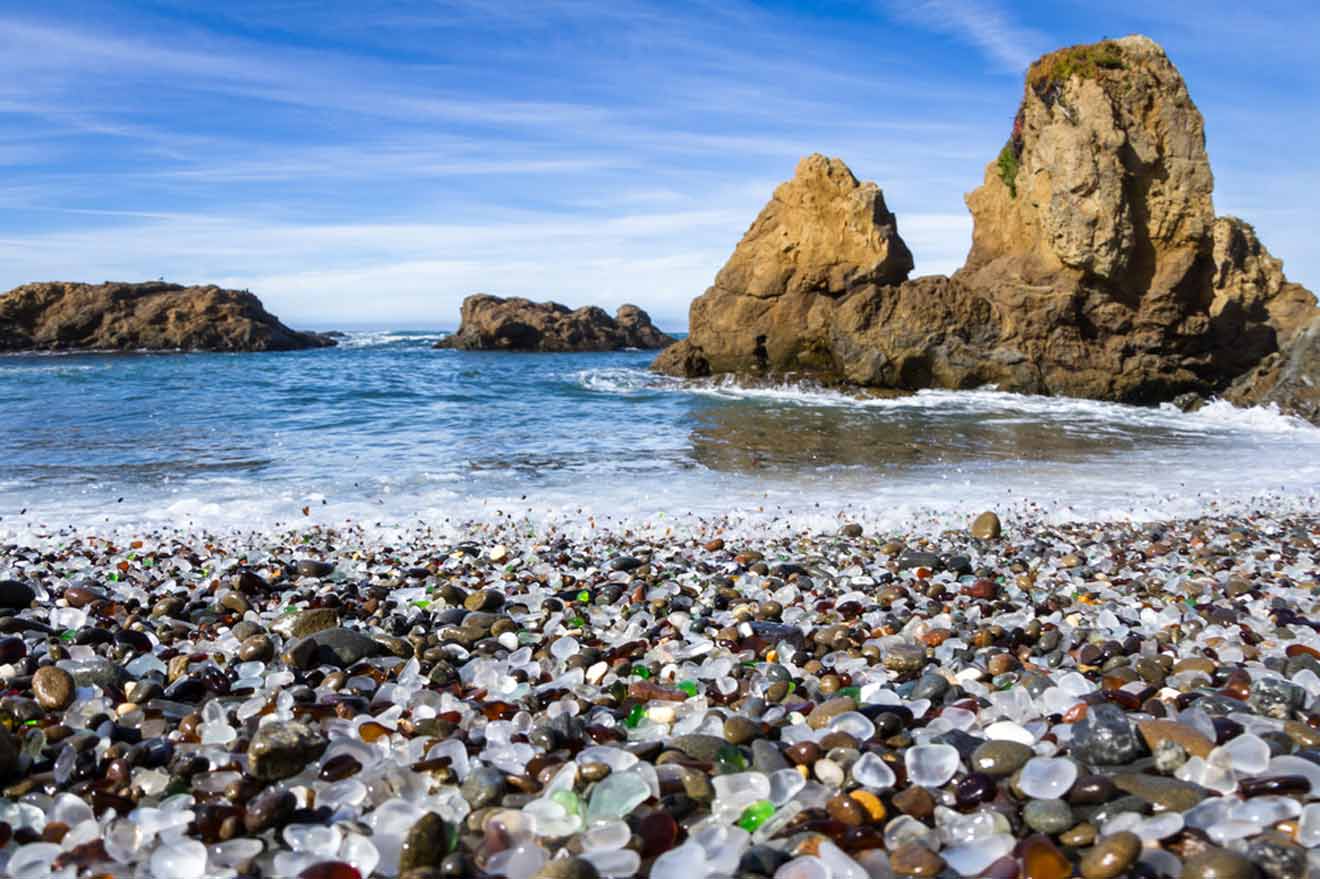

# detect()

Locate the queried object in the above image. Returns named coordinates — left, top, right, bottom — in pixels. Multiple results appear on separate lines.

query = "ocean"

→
left=3, top=330, right=1319, bottom=537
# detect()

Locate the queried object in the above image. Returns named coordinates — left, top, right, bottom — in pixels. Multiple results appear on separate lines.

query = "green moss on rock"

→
left=996, top=143, right=1020, bottom=198
left=1027, top=40, right=1125, bottom=92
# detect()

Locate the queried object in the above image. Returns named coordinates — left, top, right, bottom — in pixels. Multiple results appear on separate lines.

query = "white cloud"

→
left=880, top=0, right=1049, bottom=72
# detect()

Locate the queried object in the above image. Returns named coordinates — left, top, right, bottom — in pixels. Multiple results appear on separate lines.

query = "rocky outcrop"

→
left=654, top=154, right=912, bottom=377
left=0, top=282, right=335, bottom=352
left=436, top=294, right=674, bottom=352
left=1226, top=314, right=1320, bottom=423
left=654, top=36, right=1319, bottom=417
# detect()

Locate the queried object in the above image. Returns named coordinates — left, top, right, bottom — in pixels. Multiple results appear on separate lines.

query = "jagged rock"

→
left=436, top=294, right=673, bottom=352
left=654, top=36, right=1318, bottom=415
left=0, top=281, right=336, bottom=352
left=1226, top=314, right=1320, bottom=423
left=653, top=153, right=911, bottom=377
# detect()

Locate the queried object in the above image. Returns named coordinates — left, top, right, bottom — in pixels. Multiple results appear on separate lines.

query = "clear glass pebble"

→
left=851, top=752, right=896, bottom=791
left=1017, top=756, right=1077, bottom=799
left=905, top=743, right=960, bottom=787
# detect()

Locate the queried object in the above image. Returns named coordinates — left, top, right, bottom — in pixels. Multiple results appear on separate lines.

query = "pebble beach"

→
left=1, top=507, right=1318, bottom=879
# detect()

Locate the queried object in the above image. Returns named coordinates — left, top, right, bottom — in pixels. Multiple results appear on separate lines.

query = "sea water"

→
left=2, top=330, right=1318, bottom=537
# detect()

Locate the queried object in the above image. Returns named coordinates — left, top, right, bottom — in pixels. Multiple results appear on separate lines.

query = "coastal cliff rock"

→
left=436, top=294, right=674, bottom=352
left=654, top=35, right=1319, bottom=415
left=653, top=154, right=911, bottom=376
left=0, top=281, right=335, bottom=352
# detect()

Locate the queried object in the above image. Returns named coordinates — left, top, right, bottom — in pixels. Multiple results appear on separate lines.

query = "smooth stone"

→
left=1137, top=719, right=1215, bottom=759
left=807, top=696, right=858, bottom=730
left=464, top=590, right=504, bottom=612
left=724, top=716, right=760, bottom=746
left=1111, top=772, right=1208, bottom=812
left=1181, top=847, right=1259, bottom=879
left=1080, top=831, right=1142, bottom=879
left=1023, top=799, right=1074, bottom=835
left=238, top=634, right=275, bottom=663
left=399, top=813, right=451, bottom=873
left=533, top=858, right=600, bottom=879
left=1021, top=834, right=1071, bottom=879
left=461, top=766, right=507, bottom=809
left=295, top=559, right=335, bottom=578
left=971, top=511, right=1002, bottom=539
left=286, top=628, right=388, bottom=668
left=1070, top=703, right=1145, bottom=766
left=0, top=580, right=35, bottom=609
left=1243, top=834, right=1305, bottom=879
left=971, top=741, right=1033, bottom=777
left=889, top=842, right=944, bottom=877
left=32, top=666, right=75, bottom=711
left=668, top=734, right=727, bottom=763
left=247, top=721, right=328, bottom=781
left=281, top=608, right=339, bottom=639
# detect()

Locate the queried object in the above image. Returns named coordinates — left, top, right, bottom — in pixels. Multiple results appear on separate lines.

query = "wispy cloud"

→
left=880, top=0, right=1049, bottom=72
left=0, top=0, right=1313, bottom=325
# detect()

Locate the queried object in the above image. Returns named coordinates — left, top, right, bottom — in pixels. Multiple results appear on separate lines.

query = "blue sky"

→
left=0, top=1, right=1316, bottom=329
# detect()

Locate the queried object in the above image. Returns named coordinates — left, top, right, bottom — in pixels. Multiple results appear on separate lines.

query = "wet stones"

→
left=399, top=813, right=452, bottom=873
left=1181, top=848, right=1260, bottom=879
left=971, top=511, right=1003, bottom=539
left=1080, top=831, right=1142, bottom=879
left=247, top=721, right=328, bottom=781
left=32, top=666, right=75, bottom=711
left=285, top=628, right=388, bottom=669
left=970, top=740, right=1033, bottom=777
left=1249, top=677, right=1308, bottom=719
left=0, top=580, right=35, bottom=609
left=1070, top=703, right=1146, bottom=765
left=461, top=766, right=507, bottom=809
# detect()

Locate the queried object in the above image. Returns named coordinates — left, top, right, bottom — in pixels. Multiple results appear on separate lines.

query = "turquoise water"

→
left=3, top=330, right=1319, bottom=534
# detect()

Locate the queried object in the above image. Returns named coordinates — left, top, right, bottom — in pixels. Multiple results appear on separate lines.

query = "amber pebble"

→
left=1062, top=702, right=1088, bottom=723
left=889, top=842, right=945, bottom=877
left=1287, top=644, right=1320, bottom=659
left=41, top=821, right=70, bottom=844
left=849, top=790, right=886, bottom=822
left=358, top=722, right=392, bottom=743
left=1060, top=822, right=1097, bottom=847
left=786, top=741, right=822, bottom=766
left=1080, top=832, right=1141, bottom=879
left=826, top=793, right=867, bottom=826
left=704, top=539, right=725, bottom=552
left=638, top=811, right=678, bottom=859
left=1022, top=834, right=1071, bottom=879
left=892, top=785, right=935, bottom=819
left=298, top=864, right=363, bottom=879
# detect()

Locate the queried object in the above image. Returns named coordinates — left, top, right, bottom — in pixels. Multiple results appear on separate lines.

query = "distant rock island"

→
left=436, top=294, right=674, bottom=352
left=654, top=36, right=1319, bottom=422
left=0, top=281, right=335, bottom=352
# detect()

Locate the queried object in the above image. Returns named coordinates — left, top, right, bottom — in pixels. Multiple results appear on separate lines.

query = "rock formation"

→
left=436, top=294, right=674, bottom=352
left=654, top=36, right=1319, bottom=420
left=0, top=282, right=335, bottom=352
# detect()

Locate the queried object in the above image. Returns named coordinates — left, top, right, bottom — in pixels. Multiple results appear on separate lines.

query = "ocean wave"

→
left=578, top=370, right=1320, bottom=439
left=334, top=331, right=450, bottom=348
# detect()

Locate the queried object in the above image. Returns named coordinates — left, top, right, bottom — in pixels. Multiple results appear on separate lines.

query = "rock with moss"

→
left=655, top=35, right=1317, bottom=417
